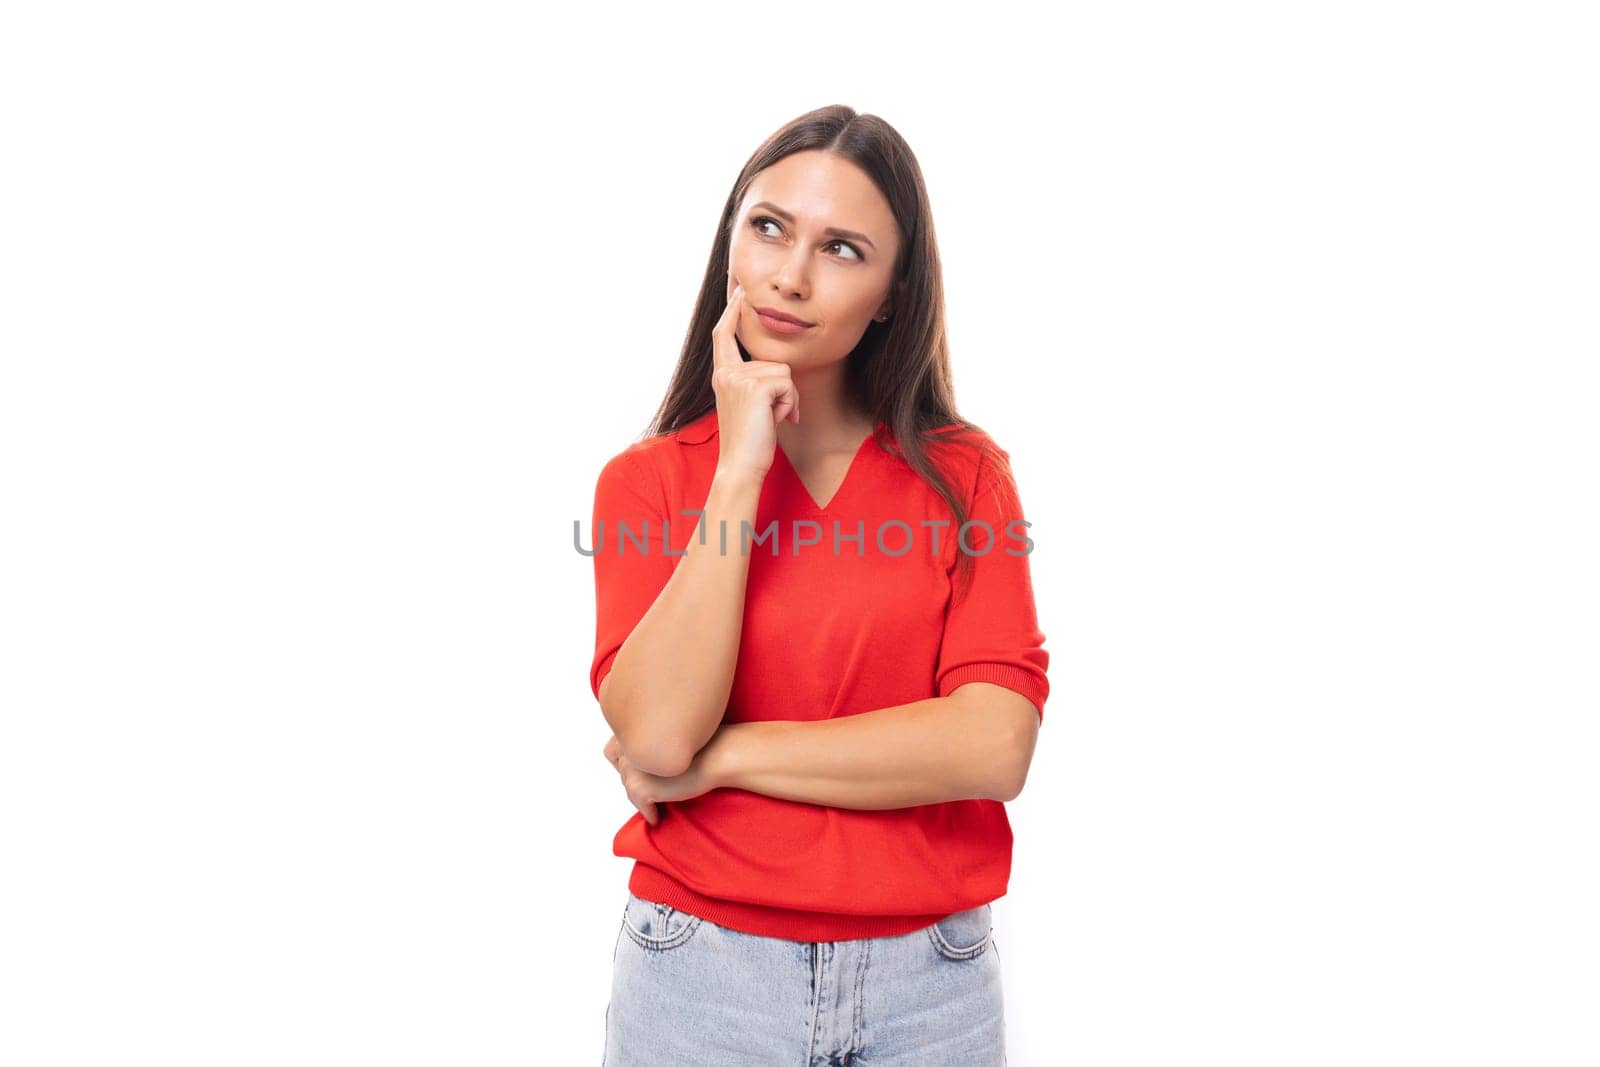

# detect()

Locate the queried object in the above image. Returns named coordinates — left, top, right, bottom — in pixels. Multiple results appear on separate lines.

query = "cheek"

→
left=731, top=242, right=769, bottom=273
left=821, top=283, right=880, bottom=321
left=728, top=244, right=758, bottom=284
left=727, top=247, right=752, bottom=296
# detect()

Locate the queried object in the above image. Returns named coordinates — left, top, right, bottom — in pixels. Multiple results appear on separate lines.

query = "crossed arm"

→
left=602, top=682, right=1041, bottom=823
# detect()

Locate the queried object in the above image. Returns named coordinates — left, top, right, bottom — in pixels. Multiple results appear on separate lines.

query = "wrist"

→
left=705, top=721, right=755, bottom=790
left=711, top=466, right=767, bottom=497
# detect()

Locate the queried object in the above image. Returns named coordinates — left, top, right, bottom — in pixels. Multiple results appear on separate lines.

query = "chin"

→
left=738, top=337, right=797, bottom=363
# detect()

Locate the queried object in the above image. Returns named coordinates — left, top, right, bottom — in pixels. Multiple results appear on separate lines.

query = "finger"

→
left=712, top=281, right=743, bottom=349
left=711, top=282, right=746, bottom=370
left=773, top=381, right=799, bottom=425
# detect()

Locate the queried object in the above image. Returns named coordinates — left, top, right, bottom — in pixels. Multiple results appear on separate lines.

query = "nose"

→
left=772, top=245, right=810, bottom=298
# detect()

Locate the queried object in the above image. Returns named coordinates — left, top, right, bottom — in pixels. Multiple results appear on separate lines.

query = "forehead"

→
left=742, top=151, right=897, bottom=240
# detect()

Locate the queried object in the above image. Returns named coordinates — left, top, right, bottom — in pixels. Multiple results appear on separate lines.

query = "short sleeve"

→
left=589, top=450, right=680, bottom=702
left=933, top=446, right=1050, bottom=723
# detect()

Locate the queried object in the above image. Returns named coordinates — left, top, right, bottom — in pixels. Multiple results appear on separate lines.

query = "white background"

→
left=3, top=2, right=1596, bottom=1064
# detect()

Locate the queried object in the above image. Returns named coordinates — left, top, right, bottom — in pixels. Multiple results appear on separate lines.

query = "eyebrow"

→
left=748, top=201, right=878, bottom=252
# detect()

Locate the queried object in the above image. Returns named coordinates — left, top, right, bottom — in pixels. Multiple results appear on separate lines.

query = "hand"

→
left=601, top=730, right=732, bottom=827
left=711, top=275, right=800, bottom=482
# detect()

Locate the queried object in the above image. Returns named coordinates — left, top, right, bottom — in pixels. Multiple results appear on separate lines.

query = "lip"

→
left=753, top=305, right=814, bottom=327
left=754, top=308, right=814, bottom=336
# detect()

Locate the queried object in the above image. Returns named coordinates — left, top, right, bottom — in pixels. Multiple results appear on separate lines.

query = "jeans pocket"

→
left=926, top=902, right=994, bottom=961
left=620, top=892, right=703, bottom=952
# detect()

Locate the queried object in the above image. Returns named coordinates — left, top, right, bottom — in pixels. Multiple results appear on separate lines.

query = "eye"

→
left=749, top=216, right=864, bottom=262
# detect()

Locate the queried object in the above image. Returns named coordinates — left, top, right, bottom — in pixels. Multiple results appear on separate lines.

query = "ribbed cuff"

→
left=937, top=664, right=1046, bottom=722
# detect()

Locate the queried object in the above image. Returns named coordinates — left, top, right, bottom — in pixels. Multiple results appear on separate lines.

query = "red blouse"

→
left=589, top=408, right=1049, bottom=941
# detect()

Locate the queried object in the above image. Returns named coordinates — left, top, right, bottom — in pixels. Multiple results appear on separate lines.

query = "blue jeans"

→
left=602, top=891, right=1006, bottom=1065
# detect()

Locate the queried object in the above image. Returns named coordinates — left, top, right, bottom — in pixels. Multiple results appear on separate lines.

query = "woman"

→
left=588, top=105, right=1049, bottom=1065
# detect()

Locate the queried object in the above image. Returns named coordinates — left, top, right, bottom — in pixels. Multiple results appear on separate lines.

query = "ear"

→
left=881, top=276, right=907, bottom=319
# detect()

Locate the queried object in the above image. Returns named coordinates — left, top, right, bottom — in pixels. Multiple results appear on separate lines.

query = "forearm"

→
left=603, top=469, right=764, bottom=775
left=708, top=694, right=1015, bottom=809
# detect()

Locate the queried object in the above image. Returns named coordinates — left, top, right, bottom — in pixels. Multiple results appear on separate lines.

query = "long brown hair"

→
left=644, top=104, right=1002, bottom=594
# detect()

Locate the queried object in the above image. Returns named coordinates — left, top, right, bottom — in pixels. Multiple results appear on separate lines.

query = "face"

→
left=726, top=150, right=901, bottom=367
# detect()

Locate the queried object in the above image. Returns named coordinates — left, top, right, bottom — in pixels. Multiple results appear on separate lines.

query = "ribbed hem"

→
left=628, top=864, right=951, bottom=943
left=938, top=663, right=1047, bottom=722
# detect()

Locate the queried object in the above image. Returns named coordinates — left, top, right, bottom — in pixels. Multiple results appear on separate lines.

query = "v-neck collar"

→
left=775, top=422, right=883, bottom=514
